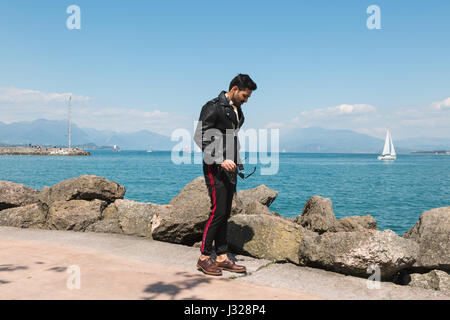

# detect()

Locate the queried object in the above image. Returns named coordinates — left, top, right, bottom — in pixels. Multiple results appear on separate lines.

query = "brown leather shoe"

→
left=215, top=258, right=247, bottom=273
left=197, top=257, right=222, bottom=276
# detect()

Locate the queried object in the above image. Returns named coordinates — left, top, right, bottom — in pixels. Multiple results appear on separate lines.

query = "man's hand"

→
left=221, top=159, right=236, bottom=172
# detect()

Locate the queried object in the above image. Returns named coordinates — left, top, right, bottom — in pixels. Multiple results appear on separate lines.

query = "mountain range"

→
left=0, top=119, right=174, bottom=150
left=277, top=127, right=450, bottom=153
left=1, top=119, right=449, bottom=153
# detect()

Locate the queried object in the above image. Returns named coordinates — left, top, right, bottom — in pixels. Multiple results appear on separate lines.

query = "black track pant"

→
left=200, top=163, right=236, bottom=256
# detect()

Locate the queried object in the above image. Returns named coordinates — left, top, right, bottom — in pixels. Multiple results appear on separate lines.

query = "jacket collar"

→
left=218, top=90, right=231, bottom=107
left=218, top=91, right=245, bottom=128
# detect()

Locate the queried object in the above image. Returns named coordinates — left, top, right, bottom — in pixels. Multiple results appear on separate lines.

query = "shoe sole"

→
left=218, top=267, right=247, bottom=273
left=196, top=264, right=222, bottom=276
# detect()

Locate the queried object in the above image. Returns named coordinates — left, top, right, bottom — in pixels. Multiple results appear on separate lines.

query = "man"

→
left=194, top=74, right=257, bottom=276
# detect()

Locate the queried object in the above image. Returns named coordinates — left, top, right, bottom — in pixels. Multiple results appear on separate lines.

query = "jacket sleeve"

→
left=235, top=116, right=245, bottom=170
left=194, top=102, right=222, bottom=164
left=236, top=137, right=244, bottom=171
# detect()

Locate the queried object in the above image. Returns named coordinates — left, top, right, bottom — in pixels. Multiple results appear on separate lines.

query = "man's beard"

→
left=231, top=92, right=242, bottom=107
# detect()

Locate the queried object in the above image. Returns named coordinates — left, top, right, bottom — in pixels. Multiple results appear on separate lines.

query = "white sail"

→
left=382, top=130, right=391, bottom=155
left=378, top=129, right=396, bottom=160
left=389, top=131, right=396, bottom=156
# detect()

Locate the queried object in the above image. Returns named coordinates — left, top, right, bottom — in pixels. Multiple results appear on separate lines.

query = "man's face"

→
left=231, top=87, right=252, bottom=107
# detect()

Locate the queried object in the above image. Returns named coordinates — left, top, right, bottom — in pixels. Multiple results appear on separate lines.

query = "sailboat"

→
left=377, top=130, right=396, bottom=160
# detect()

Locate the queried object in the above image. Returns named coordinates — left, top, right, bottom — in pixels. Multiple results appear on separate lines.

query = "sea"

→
left=1, top=151, right=449, bottom=236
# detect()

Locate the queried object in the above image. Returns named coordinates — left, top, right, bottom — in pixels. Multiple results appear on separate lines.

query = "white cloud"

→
left=288, top=103, right=379, bottom=135
left=0, top=87, right=190, bottom=135
left=300, top=103, right=376, bottom=118
left=286, top=98, right=450, bottom=139
left=0, top=87, right=90, bottom=103
left=265, top=122, right=286, bottom=129
left=334, top=104, right=376, bottom=114
left=429, top=97, right=450, bottom=111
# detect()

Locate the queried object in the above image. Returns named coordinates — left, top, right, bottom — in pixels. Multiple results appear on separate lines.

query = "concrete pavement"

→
left=0, top=226, right=448, bottom=300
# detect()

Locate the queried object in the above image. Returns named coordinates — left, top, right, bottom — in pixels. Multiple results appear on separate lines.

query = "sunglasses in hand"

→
left=237, top=156, right=257, bottom=180
left=237, top=166, right=257, bottom=180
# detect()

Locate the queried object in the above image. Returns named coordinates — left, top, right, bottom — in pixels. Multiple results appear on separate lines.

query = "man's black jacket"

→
left=194, top=91, right=245, bottom=182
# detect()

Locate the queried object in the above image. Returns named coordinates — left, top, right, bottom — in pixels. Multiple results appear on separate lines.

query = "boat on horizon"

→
left=378, top=130, right=396, bottom=160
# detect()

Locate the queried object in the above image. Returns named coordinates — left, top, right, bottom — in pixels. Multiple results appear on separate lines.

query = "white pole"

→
left=68, top=95, right=72, bottom=150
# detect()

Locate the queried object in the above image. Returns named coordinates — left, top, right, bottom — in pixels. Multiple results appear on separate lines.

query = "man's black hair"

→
left=229, top=74, right=257, bottom=91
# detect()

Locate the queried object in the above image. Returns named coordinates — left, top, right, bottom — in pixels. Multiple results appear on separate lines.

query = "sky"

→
left=0, top=0, right=449, bottom=139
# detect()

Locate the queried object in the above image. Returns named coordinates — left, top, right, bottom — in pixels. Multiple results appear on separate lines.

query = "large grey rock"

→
left=38, top=175, right=126, bottom=205
left=86, top=219, right=123, bottom=234
left=79, top=201, right=123, bottom=234
left=0, top=181, right=39, bottom=210
left=403, top=206, right=450, bottom=271
left=407, top=270, right=450, bottom=294
left=298, top=230, right=419, bottom=280
left=335, top=215, right=378, bottom=232
left=102, top=202, right=121, bottom=220
left=242, top=200, right=280, bottom=216
left=235, top=184, right=278, bottom=208
left=296, top=196, right=377, bottom=234
left=152, top=177, right=211, bottom=245
left=47, top=199, right=106, bottom=231
left=169, top=176, right=210, bottom=209
left=151, top=204, right=201, bottom=244
left=230, top=195, right=245, bottom=216
left=296, top=196, right=338, bottom=234
left=0, top=202, right=48, bottom=229
left=227, top=213, right=317, bottom=264
left=114, top=199, right=160, bottom=238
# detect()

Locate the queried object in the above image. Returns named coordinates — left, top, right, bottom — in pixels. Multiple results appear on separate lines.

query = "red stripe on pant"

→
left=201, top=165, right=216, bottom=254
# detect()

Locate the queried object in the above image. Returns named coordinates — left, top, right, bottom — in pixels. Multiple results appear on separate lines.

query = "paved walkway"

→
left=0, top=227, right=448, bottom=300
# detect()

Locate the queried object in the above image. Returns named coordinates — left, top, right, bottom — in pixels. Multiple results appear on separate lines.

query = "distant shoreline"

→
left=0, top=147, right=90, bottom=156
left=411, top=150, right=450, bottom=155
left=1, top=147, right=450, bottom=156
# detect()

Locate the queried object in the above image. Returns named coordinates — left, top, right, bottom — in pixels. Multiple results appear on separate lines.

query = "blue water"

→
left=1, top=151, right=449, bottom=236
